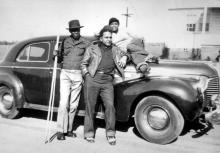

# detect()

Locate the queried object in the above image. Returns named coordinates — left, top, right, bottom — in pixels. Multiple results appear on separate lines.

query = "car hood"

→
left=148, top=60, right=218, bottom=78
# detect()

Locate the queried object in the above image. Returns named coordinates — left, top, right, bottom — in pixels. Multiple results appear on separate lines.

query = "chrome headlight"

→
left=190, top=76, right=209, bottom=93
left=175, top=75, right=209, bottom=93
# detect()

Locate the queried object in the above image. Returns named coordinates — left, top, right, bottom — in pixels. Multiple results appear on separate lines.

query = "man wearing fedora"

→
left=55, top=19, right=90, bottom=140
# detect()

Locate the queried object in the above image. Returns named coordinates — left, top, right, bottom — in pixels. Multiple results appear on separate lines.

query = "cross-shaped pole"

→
left=122, top=7, right=133, bottom=28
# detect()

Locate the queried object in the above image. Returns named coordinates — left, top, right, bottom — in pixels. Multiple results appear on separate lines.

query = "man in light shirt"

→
left=108, top=17, right=133, bottom=52
left=108, top=17, right=152, bottom=73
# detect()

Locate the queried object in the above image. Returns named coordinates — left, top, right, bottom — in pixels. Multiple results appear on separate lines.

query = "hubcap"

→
left=147, top=107, right=169, bottom=130
left=0, top=93, right=13, bottom=115
left=2, top=93, right=13, bottom=109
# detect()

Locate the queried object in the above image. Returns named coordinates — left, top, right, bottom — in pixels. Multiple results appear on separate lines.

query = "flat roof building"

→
left=167, top=0, right=220, bottom=60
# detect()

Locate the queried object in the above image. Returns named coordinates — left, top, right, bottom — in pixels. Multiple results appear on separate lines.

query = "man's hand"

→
left=118, top=56, right=127, bottom=68
left=53, top=50, right=59, bottom=56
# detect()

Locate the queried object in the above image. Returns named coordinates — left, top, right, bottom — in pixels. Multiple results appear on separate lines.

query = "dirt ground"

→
left=0, top=109, right=220, bottom=153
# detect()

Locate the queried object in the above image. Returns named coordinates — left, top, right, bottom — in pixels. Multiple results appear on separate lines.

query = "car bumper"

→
left=205, top=94, right=220, bottom=125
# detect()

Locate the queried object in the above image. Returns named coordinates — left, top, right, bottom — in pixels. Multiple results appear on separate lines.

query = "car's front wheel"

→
left=134, top=96, right=184, bottom=144
left=0, top=86, right=19, bottom=119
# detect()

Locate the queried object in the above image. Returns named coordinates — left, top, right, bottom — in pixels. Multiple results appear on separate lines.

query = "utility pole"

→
left=122, top=7, right=133, bottom=28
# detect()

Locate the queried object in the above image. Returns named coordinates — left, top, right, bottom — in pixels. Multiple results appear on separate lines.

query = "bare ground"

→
left=0, top=109, right=220, bottom=153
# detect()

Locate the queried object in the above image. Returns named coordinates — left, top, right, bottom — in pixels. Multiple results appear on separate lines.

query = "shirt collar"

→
left=99, top=42, right=112, bottom=50
left=71, top=35, right=83, bottom=41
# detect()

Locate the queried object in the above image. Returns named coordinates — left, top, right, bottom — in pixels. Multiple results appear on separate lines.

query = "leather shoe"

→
left=66, top=131, right=77, bottom=138
left=85, top=137, right=95, bottom=143
left=57, top=132, right=65, bottom=140
left=107, top=136, right=116, bottom=145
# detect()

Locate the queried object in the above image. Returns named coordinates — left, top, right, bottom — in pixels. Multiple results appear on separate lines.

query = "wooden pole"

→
left=122, top=7, right=133, bottom=28
left=45, top=35, right=59, bottom=143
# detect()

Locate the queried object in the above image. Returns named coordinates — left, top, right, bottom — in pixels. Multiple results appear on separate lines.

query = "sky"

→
left=0, top=0, right=176, bottom=42
left=1, top=0, right=217, bottom=43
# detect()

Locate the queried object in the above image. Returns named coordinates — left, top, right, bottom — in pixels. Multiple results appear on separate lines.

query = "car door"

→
left=13, top=41, right=51, bottom=106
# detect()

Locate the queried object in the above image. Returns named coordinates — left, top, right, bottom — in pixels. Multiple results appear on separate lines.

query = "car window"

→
left=17, top=42, right=50, bottom=62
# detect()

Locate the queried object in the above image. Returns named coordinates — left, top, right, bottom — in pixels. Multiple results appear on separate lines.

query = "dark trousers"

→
left=84, top=75, right=116, bottom=138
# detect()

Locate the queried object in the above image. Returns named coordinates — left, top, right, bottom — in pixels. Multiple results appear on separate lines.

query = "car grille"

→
left=205, top=76, right=219, bottom=102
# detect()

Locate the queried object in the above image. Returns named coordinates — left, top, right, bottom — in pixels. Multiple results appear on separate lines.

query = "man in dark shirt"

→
left=81, top=25, right=129, bottom=145
left=92, top=42, right=116, bottom=83
left=54, top=20, right=90, bottom=140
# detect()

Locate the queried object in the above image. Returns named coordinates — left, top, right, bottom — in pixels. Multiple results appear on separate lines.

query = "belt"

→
left=63, top=69, right=82, bottom=74
left=96, top=71, right=113, bottom=75
left=96, top=71, right=105, bottom=74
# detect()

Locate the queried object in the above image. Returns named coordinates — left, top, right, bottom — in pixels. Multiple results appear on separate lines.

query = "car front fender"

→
left=114, top=77, right=203, bottom=122
left=0, top=70, right=25, bottom=108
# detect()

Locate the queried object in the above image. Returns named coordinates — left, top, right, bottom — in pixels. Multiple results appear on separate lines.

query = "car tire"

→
left=134, top=96, right=184, bottom=144
left=0, top=86, right=19, bottom=119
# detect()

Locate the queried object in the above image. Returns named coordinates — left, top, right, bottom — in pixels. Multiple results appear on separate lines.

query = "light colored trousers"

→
left=57, top=69, right=83, bottom=133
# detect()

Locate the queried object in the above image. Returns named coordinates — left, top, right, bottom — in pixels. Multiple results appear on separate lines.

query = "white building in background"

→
left=167, top=0, right=220, bottom=60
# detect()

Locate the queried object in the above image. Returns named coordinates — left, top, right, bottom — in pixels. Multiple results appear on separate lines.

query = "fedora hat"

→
left=66, top=20, right=84, bottom=29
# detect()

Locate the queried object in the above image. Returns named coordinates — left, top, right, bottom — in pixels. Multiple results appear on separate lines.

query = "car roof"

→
left=3, top=35, right=96, bottom=62
left=17, top=35, right=96, bottom=43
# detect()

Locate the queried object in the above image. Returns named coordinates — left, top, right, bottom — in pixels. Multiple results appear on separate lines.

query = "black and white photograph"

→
left=0, top=0, right=220, bottom=153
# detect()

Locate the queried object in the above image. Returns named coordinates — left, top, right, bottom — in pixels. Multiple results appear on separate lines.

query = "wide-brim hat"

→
left=66, top=19, right=84, bottom=29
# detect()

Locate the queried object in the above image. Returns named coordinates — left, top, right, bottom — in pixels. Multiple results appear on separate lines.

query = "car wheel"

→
left=0, top=86, right=19, bottom=119
left=134, top=96, right=184, bottom=144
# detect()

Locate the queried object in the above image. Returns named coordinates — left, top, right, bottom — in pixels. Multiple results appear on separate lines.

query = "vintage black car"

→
left=0, top=36, right=219, bottom=144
